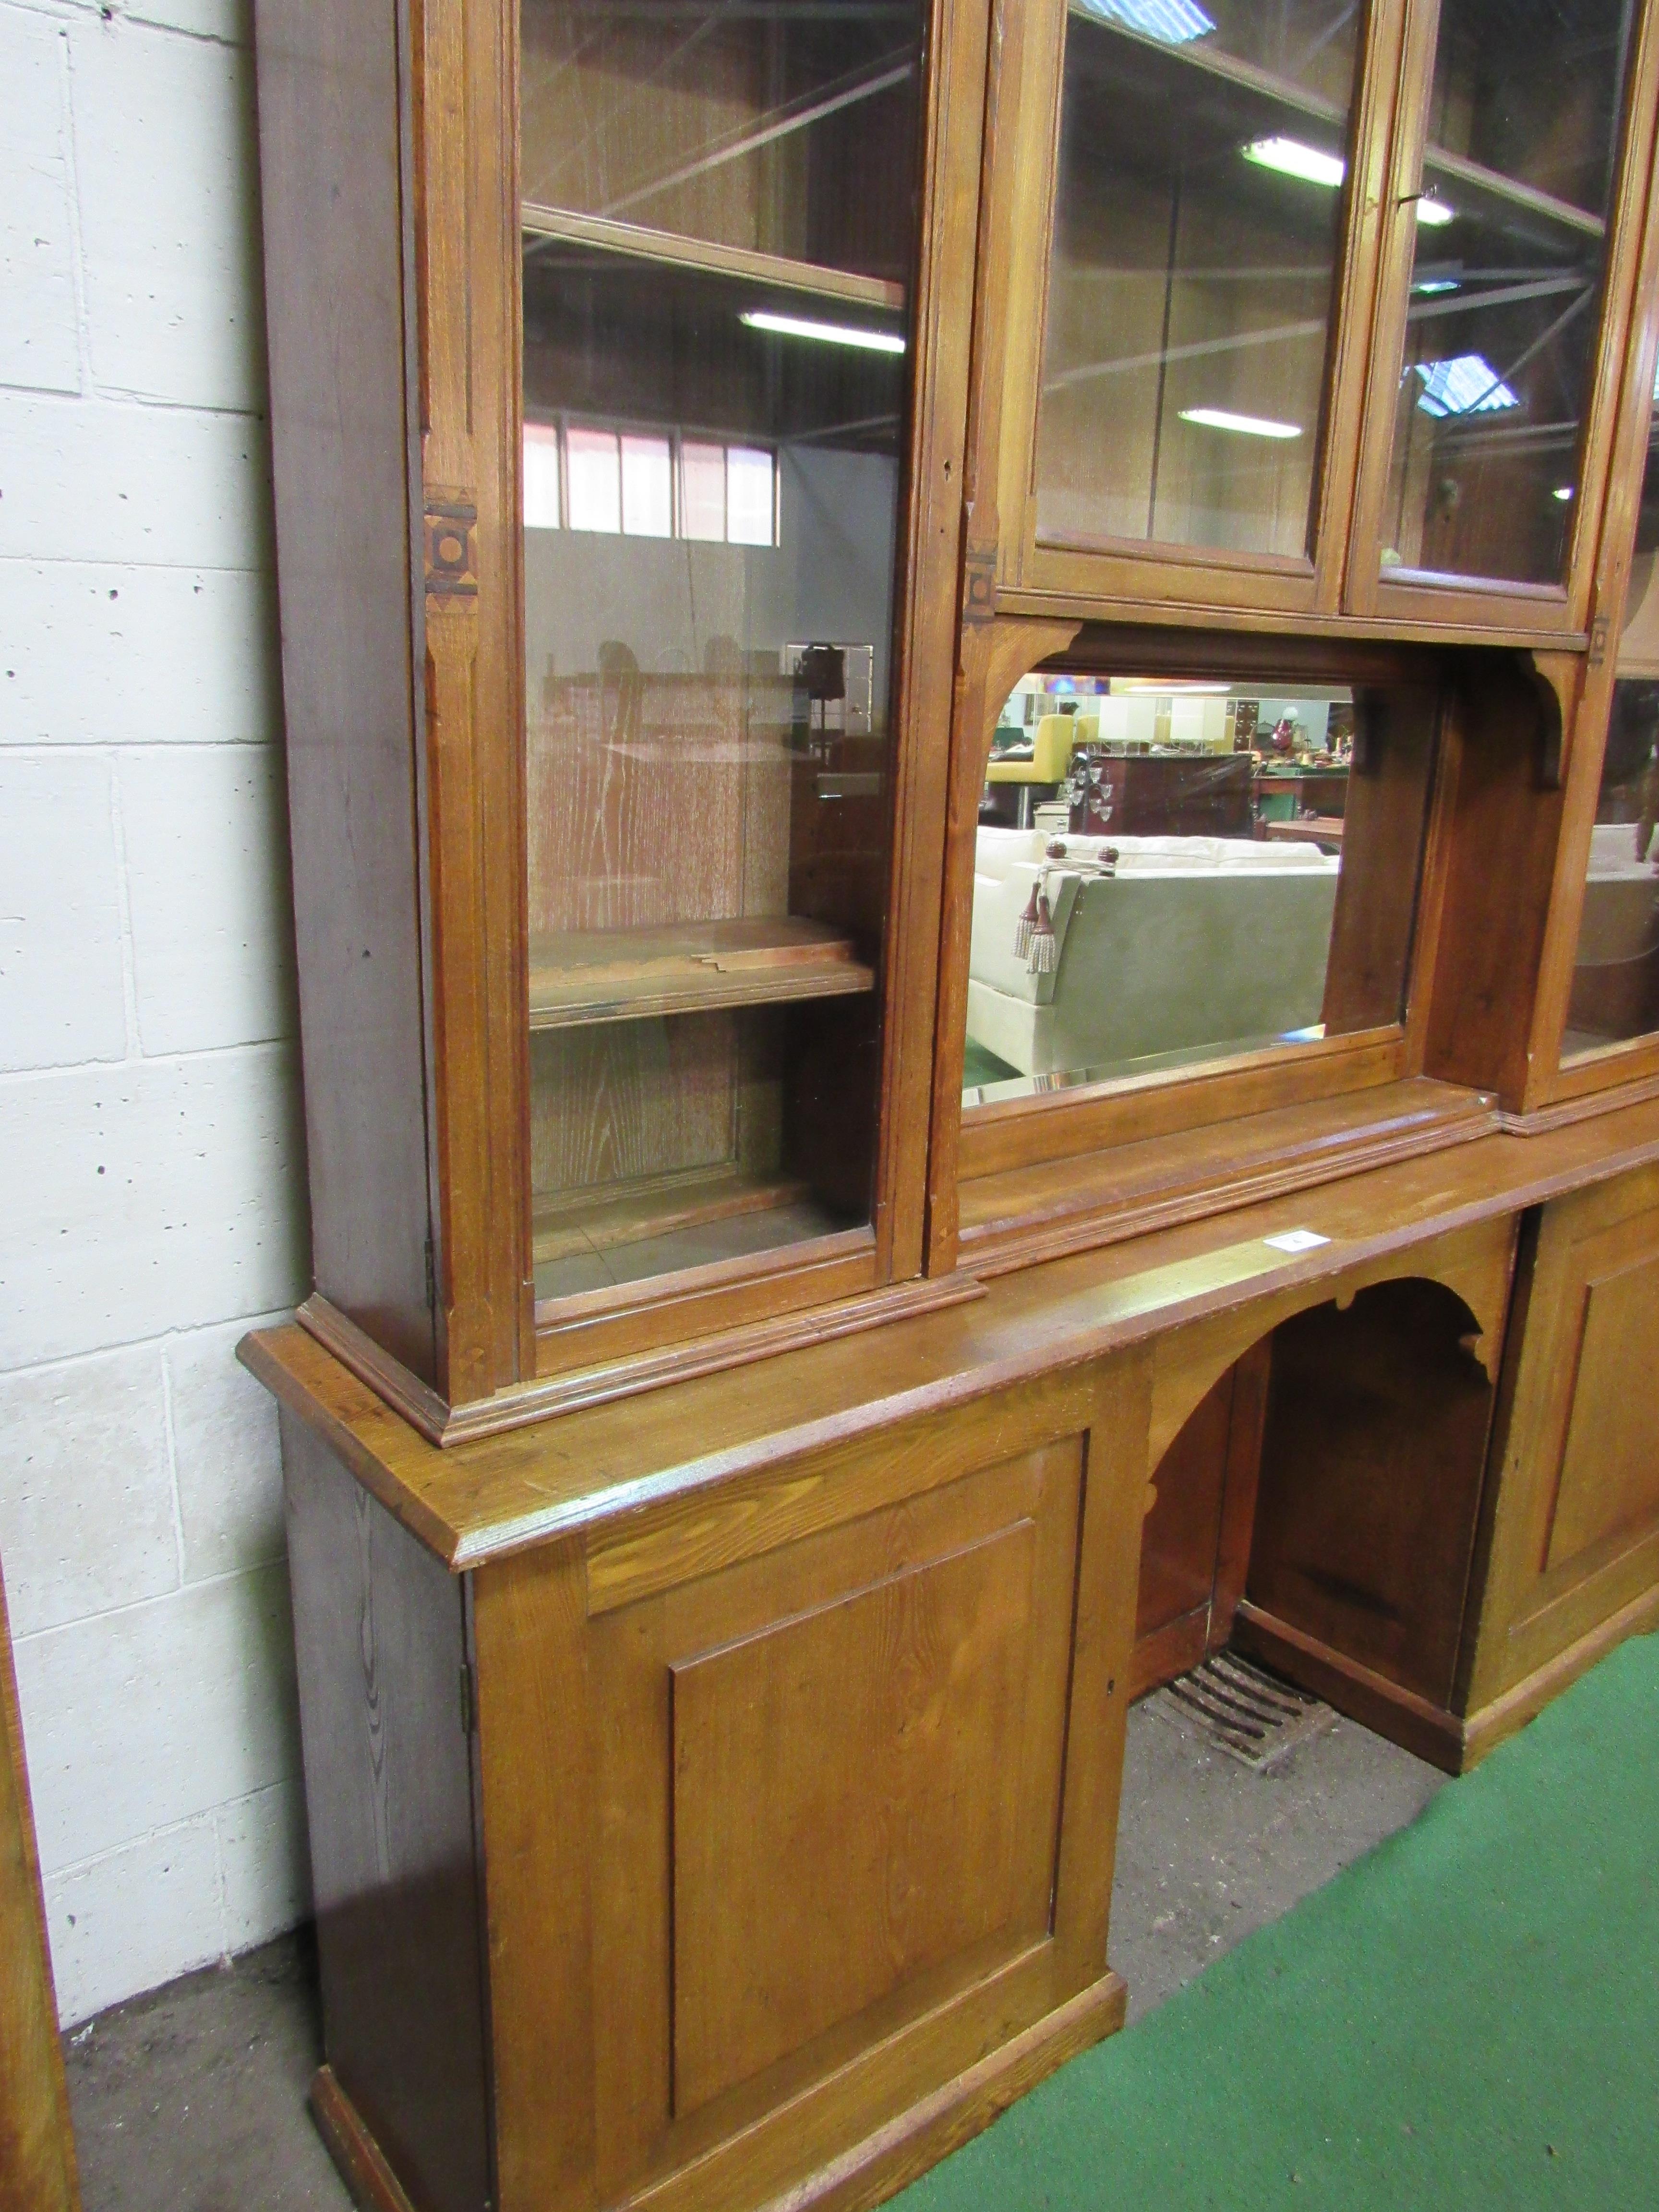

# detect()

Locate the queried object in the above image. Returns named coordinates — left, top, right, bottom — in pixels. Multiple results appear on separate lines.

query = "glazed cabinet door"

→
left=469, top=1361, right=1151, bottom=2212
left=1463, top=1163, right=1659, bottom=1715
left=979, top=0, right=1406, bottom=621
left=1536, top=117, right=1659, bottom=1097
left=1346, top=0, right=1659, bottom=637
left=516, top=0, right=972, bottom=1371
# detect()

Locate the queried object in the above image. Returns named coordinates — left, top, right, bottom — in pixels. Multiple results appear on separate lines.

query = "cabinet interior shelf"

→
left=1419, top=143, right=1606, bottom=240
left=521, top=202, right=907, bottom=313
left=1068, top=7, right=1344, bottom=130
left=532, top=1163, right=809, bottom=1268
left=528, top=916, right=875, bottom=1031
left=1070, top=12, right=1606, bottom=239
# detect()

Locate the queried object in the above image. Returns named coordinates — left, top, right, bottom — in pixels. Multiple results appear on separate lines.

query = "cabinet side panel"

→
left=281, top=1410, right=491, bottom=2212
left=255, top=0, right=436, bottom=1381
left=0, top=1570, right=80, bottom=2211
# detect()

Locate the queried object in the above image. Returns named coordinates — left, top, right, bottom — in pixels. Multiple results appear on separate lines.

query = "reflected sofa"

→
left=967, top=827, right=1341, bottom=1080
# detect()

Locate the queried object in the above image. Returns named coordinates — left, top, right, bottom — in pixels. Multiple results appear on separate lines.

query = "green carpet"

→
left=898, top=1635, right=1659, bottom=2210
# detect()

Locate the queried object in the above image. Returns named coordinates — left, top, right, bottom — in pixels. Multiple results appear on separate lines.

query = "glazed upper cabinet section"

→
left=1350, top=0, right=1657, bottom=628
left=986, top=0, right=1659, bottom=634
left=519, top=0, right=926, bottom=1326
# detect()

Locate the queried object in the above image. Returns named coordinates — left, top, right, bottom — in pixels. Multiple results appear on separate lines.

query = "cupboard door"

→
left=1349, top=0, right=1659, bottom=633
left=1464, top=1164, right=1659, bottom=1711
left=473, top=1367, right=1151, bottom=2212
left=518, top=0, right=927, bottom=1332
left=985, top=0, right=1404, bottom=618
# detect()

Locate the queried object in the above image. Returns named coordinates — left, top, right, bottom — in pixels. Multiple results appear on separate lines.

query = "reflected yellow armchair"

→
left=986, top=713, right=1081, bottom=825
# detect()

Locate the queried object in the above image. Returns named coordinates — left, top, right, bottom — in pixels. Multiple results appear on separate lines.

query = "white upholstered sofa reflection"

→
left=967, top=827, right=1342, bottom=1082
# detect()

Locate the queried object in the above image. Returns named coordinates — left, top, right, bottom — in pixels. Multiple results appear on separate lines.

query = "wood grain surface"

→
left=0, top=1562, right=80, bottom=2212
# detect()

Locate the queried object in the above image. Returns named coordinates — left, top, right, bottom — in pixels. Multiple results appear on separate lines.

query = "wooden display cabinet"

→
left=976, top=0, right=1659, bottom=643
left=249, top=4, right=1659, bottom=2211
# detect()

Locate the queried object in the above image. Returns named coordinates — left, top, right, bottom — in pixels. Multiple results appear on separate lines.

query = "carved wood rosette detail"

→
left=424, top=495, right=480, bottom=603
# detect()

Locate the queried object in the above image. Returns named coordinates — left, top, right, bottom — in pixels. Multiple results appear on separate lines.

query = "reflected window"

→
left=965, top=663, right=1439, bottom=1104
left=1379, top=0, right=1636, bottom=586
left=1034, top=1, right=1362, bottom=560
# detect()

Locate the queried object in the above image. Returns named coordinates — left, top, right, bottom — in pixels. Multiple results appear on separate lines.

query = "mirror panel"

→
left=964, top=661, right=1439, bottom=1106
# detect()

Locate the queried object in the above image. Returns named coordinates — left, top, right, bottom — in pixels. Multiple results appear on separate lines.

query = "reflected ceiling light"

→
left=1413, top=354, right=1518, bottom=416
left=1179, top=406, right=1302, bottom=439
left=1242, top=136, right=1346, bottom=190
left=1554, top=486, right=1574, bottom=501
left=1415, top=196, right=1456, bottom=227
left=1413, top=277, right=1460, bottom=295
left=1078, top=0, right=1215, bottom=40
left=739, top=311, right=905, bottom=354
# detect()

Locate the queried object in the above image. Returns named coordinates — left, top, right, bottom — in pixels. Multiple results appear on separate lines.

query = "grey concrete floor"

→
left=61, top=1699, right=1445, bottom=2210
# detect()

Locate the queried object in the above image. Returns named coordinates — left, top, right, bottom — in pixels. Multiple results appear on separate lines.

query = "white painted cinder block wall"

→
left=0, top=0, right=313, bottom=2022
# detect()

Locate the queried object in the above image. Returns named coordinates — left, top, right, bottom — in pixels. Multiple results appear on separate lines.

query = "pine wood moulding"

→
left=241, top=1088, right=1659, bottom=1563
left=520, top=202, right=908, bottom=313
left=527, top=917, right=874, bottom=1029
left=957, top=1077, right=1501, bottom=1277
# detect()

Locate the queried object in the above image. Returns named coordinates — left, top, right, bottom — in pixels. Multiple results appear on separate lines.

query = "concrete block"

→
left=70, top=13, right=265, bottom=412
left=0, top=1345, right=178, bottom=1638
left=43, top=1816, right=224, bottom=2026
left=0, top=750, right=127, bottom=1072
left=122, top=745, right=297, bottom=1054
left=14, top=1561, right=302, bottom=1874
left=117, top=5, right=253, bottom=43
left=218, top=1777, right=311, bottom=1954
left=0, top=1045, right=309, bottom=1372
left=167, top=1315, right=288, bottom=1583
left=0, top=9, right=81, bottom=396
left=0, top=390, right=273, bottom=569
left=0, top=561, right=280, bottom=747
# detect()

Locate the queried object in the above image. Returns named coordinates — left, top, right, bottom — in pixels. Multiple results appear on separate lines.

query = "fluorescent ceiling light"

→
left=1413, top=277, right=1460, bottom=295
left=1243, top=136, right=1345, bottom=190
left=1179, top=406, right=1302, bottom=440
left=1415, top=196, right=1456, bottom=227
left=1078, top=0, right=1215, bottom=40
left=740, top=310, right=904, bottom=354
left=1413, top=354, right=1518, bottom=417
left=1554, top=486, right=1574, bottom=501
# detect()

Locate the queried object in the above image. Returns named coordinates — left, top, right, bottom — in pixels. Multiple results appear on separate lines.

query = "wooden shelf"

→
left=533, top=1165, right=809, bottom=1266
left=1067, top=6, right=1346, bottom=130
left=528, top=917, right=875, bottom=1031
left=521, top=203, right=907, bottom=314
left=1420, top=144, right=1606, bottom=240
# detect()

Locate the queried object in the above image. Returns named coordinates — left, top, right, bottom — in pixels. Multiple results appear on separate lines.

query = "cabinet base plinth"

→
left=310, top=1979, right=1127, bottom=2212
left=309, top=2066, right=418, bottom=2212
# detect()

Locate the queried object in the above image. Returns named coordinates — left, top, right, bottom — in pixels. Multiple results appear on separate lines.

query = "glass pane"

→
left=523, top=420, right=562, bottom=529
left=965, top=663, right=1438, bottom=1105
left=521, top=0, right=924, bottom=1308
left=620, top=433, right=673, bottom=538
left=1379, top=0, right=1636, bottom=585
left=1034, top=1, right=1362, bottom=560
left=521, top=0, right=919, bottom=282
left=1562, top=681, right=1659, bottom=1057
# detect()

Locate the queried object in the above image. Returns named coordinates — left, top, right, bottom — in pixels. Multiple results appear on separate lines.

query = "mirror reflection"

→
left=965, top=664, right=1438, bottom=1103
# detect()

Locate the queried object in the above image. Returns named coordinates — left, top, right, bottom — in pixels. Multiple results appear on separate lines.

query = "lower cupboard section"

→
left=284, top=1360, right=1153, bottom=2212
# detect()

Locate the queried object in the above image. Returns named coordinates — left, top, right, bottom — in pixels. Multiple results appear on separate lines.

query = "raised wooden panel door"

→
left=1545, top=1245, right=1659, bottom=1572
left=1464, top=1164, right=1659, bottom=1711
left=671, top=1519, right=1037, bottom=2115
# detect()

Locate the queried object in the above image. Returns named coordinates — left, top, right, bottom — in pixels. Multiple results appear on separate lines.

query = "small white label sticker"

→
left=1263, top=1229, right=1331, bottom=1254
